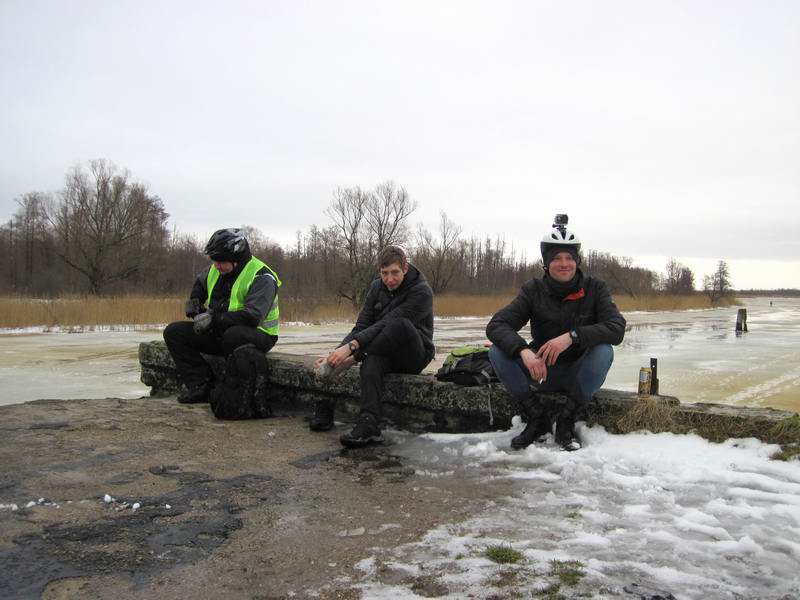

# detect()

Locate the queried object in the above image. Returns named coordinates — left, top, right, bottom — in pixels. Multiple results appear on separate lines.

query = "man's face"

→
left=548, top=251, right=577, bottom=283
left=212, top=259, right=236, bottom=274
left=380, top=261, right=409, bottom=291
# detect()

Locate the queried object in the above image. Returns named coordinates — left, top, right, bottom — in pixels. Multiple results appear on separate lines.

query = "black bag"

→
left=435, top=345, right=498, bottom=387
left=209, top=344, right=272, bottom=420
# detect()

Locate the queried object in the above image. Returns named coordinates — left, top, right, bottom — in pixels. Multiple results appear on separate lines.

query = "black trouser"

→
left=358, top=318, right=430, bottom=421
left=163, top=321, right=277, bottom=387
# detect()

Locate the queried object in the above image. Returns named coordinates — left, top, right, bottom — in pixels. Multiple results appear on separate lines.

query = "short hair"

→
left=377, top=245, right=408, bottom=269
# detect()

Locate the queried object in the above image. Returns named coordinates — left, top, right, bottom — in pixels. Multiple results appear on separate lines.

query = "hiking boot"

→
left=309, top=400, right=334, bottom=432
left=510, top=393, right=551, bottom=450
left=177, top=380, right=211, bottom=404
left=510, top=418, right=552, bottom=450
left=555, top=418, right=581, bottom=451
left=340, top=414, right=384, bottom=448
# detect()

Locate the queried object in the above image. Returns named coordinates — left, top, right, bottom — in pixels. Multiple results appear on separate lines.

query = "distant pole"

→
left=736, top=308, right=748, bottom=333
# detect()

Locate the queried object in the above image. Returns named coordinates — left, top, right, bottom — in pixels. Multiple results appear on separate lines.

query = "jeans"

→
left=488, top=343, right=614, bottom=410
left=357, top=318, right=431, bottom=421
left=163, top=321, right=277, bottom=387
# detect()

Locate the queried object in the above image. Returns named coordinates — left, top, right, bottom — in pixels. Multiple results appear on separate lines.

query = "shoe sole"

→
left=178, top=397, right=209, bottom=404
left=510, top=433, right=550, bottom=450
left=309, top=422, right=334, bottom=432
left=340, top=434, right=384, bottom=448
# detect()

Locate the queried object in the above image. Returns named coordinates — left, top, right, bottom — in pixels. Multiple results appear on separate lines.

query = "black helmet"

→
left=204, top=228, right=249, bottom=262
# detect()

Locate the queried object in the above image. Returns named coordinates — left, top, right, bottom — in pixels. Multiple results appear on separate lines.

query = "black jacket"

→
left=486, top=271, right=625, bottom=362
left=342, top=264, right=435, bottom=361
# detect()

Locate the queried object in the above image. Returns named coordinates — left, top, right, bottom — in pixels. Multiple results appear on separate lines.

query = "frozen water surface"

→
left=1, top=296, right=797, bottom=410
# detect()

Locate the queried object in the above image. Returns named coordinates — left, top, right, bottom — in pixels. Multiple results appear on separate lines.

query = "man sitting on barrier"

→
left=310, top=245, right=435, bottom=448
left=486, top=214, right=625, bottom=451
left=163, top=228, right=281, bottom=416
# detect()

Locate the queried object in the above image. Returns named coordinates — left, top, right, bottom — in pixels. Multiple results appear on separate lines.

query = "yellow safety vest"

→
left=206, top=257, right=282, bottom=335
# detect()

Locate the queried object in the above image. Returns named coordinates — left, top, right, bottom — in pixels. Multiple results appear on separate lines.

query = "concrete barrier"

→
left=139, top=341, right=799, bottom=446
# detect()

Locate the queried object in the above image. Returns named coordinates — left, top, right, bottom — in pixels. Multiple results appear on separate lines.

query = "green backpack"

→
left=435, top=345, right=498, bottom=387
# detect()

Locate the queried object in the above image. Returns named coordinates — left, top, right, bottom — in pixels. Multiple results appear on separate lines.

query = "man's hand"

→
left=327, top=342, right=355, bottom=367
left=536, top=332, right=572, bottom=366
left=520, top=348, right=547, bottom=382
left=184, top=298, right=202, bottom=318
left=192, top=310, right=214, bottom=335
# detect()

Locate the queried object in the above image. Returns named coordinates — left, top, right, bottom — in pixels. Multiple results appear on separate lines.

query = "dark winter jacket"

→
left=486, top=270, right=625, bottom=363
left=341, top=264, right=435, bottom=361
left=189, top=250, right=278, bottom=335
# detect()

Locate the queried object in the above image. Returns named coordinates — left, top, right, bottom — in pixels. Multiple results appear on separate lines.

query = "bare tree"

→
left=324, top=186, right=371, bottom=306
left=366, top=181, right=416, bottom=251
left=664, top=258, right=695, bottom=294
left=325, top=181, right=416, bottom=306
left=44, top=159, right=169, bottom=294
left=413, top=211, right=462, bottom=293
left=703, top=260, right=732, bottom=303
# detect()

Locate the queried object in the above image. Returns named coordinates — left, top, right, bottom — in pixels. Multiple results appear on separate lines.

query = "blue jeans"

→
left=488, top=344, right=614, bottom=409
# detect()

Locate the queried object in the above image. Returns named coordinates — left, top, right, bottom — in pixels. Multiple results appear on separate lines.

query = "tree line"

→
left=1, top=160, right=733, bottom=302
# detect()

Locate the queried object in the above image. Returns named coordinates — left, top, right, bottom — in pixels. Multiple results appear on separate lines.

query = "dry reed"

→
left=613, top=294, right=740, bottom=312
left=0, top=295, right=184, bottom=330
left=433, top=293, right=516, bottom=318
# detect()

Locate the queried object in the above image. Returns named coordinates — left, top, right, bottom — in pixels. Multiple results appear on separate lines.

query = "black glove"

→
left=184, top=298, right=202, bottom=318
left=192, top=310, right=214, bottom=335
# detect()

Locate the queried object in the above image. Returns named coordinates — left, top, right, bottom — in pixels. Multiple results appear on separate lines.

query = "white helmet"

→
left=540, top=215, right=581, bottom=264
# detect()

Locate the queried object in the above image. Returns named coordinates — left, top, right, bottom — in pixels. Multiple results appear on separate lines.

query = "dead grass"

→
left=433, top=293, right=517, bottom=318
left=616, top=397, right=682, bottom=434
left=0, top=292, right=743, bottom=329
left=0, top=295, right=184, bottom=329
left=774, top=445, right=800, bottom=462
left=0, top=295, right=361, bottom=329
left=614, top=294, right=740, bottom=312
left=279, top=298, right=357, bottom=324
left=768, top=414, right=800, bottom=444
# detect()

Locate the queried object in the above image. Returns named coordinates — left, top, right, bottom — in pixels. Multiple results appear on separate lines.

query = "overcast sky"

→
left=1, top=1, right=798, bottom=289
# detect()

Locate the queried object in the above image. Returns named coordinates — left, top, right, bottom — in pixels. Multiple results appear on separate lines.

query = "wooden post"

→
left=650, top=358, right=659, bottom=395
left=736, top=308, right=748, bottom=333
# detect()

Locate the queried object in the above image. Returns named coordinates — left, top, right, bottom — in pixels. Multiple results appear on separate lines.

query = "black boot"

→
left=309, top=400, right=334, bottom=431
left=555, top=417, right=581, bottom=451
left=554, top=394, right=584, bottom=451
left=510, top=395, right=551, bottom=450
left=340, top=413, right=384, bottom=448
left=178, top=380, right=212, bottom=404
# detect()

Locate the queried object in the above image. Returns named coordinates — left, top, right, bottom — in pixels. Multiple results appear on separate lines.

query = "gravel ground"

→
left=0, top=396, right=512, bottom=600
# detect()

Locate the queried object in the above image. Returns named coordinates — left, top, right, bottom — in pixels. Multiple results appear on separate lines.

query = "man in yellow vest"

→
left=164, top=228, right=281, bottom=404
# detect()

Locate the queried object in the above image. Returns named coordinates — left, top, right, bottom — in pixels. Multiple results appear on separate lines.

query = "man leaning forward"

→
left=310, top=245, right=435, bottom=448
left=163, top=228, right=281, bottom=405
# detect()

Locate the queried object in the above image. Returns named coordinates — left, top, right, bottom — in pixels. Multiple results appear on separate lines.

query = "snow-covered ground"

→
left=345, top=422, right=800, bottom=599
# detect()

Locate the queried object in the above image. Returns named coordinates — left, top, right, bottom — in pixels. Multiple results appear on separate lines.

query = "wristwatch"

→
left=569, top=329, right=580, bottom=345
left=347, top=341, right=359, bottom=354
